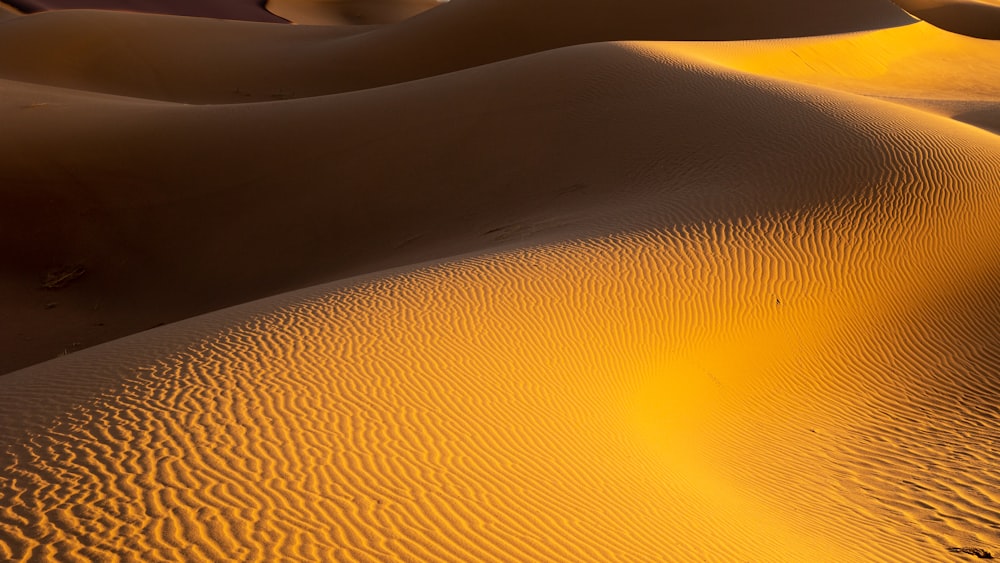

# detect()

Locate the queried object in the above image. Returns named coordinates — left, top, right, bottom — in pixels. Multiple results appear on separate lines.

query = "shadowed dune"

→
left=0, top=10, right=378, bottom=104
left=893, top=0, right=1000, bottom=38
left=0, top=0, right=916, bottom=103
left=1, top=60, right=998, bottom=555
left=266, top=0, right=441, bottom=25
left=1, top=0, right=999, bottom=560
left=0, top=2, right=19, bottom=17
left=5, top=0, right=286, bottom=22
left=2, top=10, right=997, bottom=372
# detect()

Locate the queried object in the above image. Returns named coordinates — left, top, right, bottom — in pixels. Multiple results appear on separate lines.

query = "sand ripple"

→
left=2, top=120, right=998, bottom=559
left=1, top=1, right=999, bottom=561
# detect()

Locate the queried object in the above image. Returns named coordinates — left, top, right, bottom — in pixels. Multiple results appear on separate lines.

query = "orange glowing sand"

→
left=1, top=0, right=998, bottom=560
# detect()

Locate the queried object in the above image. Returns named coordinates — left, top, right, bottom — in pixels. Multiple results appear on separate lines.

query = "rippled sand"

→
left=1, top=0, right=999, bottom=560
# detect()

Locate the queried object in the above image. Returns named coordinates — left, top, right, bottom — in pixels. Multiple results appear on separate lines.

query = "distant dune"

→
left=266, top=0, right=441, bottom=25
left=893, top=0, right=1000, bottom=38
left=1, top=0, right=998, bottom=561
left=5, top=0, right=286, bottom=22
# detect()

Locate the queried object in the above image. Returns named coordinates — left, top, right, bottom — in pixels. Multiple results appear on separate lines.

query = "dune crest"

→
left=2, top=121, right=998, bottom=558
left=893, top=0, right=1000, bottom=38
left=0, top=0, right=915, bottom=104
left=3, top=36, right=1000, bottom=558
left=265, top=0, right=441, bottom=25
left=2, top=0, right=999, bottom=560
left=666, top=22, right=1000, bottom=133
left=5, top=0, right=286, bottom=22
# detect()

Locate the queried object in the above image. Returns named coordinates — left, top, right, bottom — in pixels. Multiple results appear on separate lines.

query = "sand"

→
left=266, top=0, right=442, bottom=25
left=6, top=0, right=286, bottom=22
left=893, top=0, right=1000, bottom=38
left=1, top=0, right=999, bottom=560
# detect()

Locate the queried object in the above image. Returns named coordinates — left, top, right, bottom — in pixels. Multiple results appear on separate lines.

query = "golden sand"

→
left=1, top=0, right=998, bottom=560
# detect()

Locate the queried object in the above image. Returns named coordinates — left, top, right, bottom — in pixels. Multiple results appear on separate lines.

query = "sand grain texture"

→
left=1, top=0, right=999, bottom=561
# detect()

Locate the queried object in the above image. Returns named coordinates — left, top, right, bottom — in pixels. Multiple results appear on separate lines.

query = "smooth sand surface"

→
left=893, top=0, right=1000, bottom=38
left=6, top=0, right=286, bottom=22
left=0, top=2, right=19, bottom=18
left=266, top=0, right=441, bottom=25
left=0, top=0, right=917, bottom=103
left=2, top=0, right=999, bottom=560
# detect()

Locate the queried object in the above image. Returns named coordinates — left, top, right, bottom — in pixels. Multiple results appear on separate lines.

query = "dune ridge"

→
left=2, top=155, right=998, bottom=559
left=2, top=0, right=999, bottom=560
left=893, top=0, right=1000, bottom=38
left=265, top=0, right=441, bottom=25
left=5, top=0, right=286, bottom=22
left=2, top=8, right=998, bottom=373
left=0, top=0, right=916, bottom=104
left=668, top=22, right=1000, bottom=133
left=3, top=38, right=1000, bottom=559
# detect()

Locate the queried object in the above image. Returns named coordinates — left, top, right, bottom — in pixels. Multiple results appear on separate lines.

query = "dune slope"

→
left=5, top=5, right=997, bottom=374
left=5, top=0, right=286, bottom=22
left=669, top=22, right=1000, bottom=133
left=0, top=3, right=18, bottom=18
left=2, top=35, right=1000, bottom=561
left=2, top=0, right=1000, bottom=560
left=892, top=0, right=1000, bottom=38
left=0, top=0, right=915, bottom=103
left=265, top=0, right=440, bottom=25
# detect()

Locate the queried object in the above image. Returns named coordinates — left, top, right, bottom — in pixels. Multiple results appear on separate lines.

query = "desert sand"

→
left=893, top=0, right=1000, bottom=38
left=5, top=0, right=287, bottom=22
left=1, top=0, right=999, bottom=560
left=266, top=0, right=442, bottom=25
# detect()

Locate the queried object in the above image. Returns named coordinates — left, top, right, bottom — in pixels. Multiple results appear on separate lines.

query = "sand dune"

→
left=2, top=78, right=998, bottom=557
left=3, top=11, right=997, bottom=372
left=0, top=0, right=916, bottom=103
left=671, top=23, right=1000, bottom=101
left=0, top=2, right=19, bottom=17
left=893, top=0, right=1000, bottom=38
left=266, top=0, right=441, bottom=25
left=0, top=10, right=377, bottom=104
left=670, top=22, right=1000, bottom=132
left=2, top=0, right=999, bottom=560
left=6, top=0, right=286, bottom=22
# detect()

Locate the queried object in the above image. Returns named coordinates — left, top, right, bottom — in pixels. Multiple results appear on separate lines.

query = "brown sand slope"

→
left=893, top=0, right=1000, bottom=38
left=0, top=10, right=377, bottom=104
left=266, top=0, right=441, bottom=25
left=0, top=0, right=915, bottom=104
left=2, top=32, right=1000, bottom=560
left=6, top=0, right=286, bottom=22
left=0, top=2, right=19, bottom=18
left=2, top=13, right=998, bottom=373
left=0, top=0, right=923, bottom=372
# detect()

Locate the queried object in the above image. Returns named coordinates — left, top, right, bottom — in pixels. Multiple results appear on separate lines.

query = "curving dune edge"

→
left=1, top=0, right=999, bottom=561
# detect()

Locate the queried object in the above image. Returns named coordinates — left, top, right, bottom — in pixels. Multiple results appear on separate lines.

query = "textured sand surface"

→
left=0, top=2, right=19, bottom=17
left=1, top=0, right=999, bottom=560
